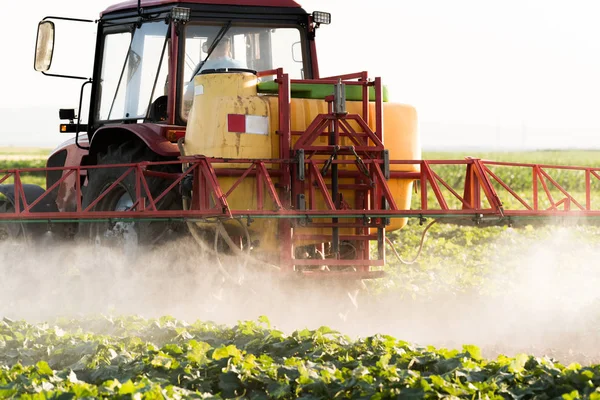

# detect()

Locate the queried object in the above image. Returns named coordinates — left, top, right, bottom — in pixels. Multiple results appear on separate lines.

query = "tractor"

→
left=2, top=0, right=598, bottom=282
left=24, top=0, right=419, bottom=276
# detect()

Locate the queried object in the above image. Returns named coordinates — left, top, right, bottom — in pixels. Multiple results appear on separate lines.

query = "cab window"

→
left=181, top=23, right=305, bottom=119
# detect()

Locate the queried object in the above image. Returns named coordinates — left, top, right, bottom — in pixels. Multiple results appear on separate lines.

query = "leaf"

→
left=508, top=354, right=529, bottom=374
left=212, top=345, right=241, bottom=361
left=589, top=392, right=600, bottom=400
left=462, top=345, right=482, bottom=361
left=296, top=329, right=311, bottom=339
left=36, top=361, right=54, bottom=376
left=258, top=316, right=271, bottom=329
left=430, top=375, right=446, bottom=388
left=162, top=343, right=183, bottom=356
left=267, top=381, right=291, bottom=399
left=562, top=390, right=580, bottom=400
left=119, top=380, right=136, bottom=395
left=219, top=371, right=242, bottom=398
left=186, top=340, right=211, bottom=364
left=316, top=326, right=337, bottom=335
left=0, top=387, right=17, bottom=398
left=150, top=353, right=177, bottom=370
left=566, top=363, right=582, bottom=371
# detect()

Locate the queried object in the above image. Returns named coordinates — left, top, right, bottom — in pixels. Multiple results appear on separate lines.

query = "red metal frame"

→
left=4, top=156, right=600, bottom=276
left=6, top=157, right=600, bottom=218
left=11, top=70, right=600, bottom=278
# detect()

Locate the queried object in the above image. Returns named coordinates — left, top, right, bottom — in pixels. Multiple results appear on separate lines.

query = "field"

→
left=2, top=149, right=600, bottom=398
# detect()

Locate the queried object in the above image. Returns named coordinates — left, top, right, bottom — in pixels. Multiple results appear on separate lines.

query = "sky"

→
left=2, top=0, right=600, bottom=150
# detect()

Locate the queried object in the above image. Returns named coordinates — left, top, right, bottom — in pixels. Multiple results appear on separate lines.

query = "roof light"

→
left=171, top=7, right=190, bottom=23
left=312, top=11, right=331, bottom=25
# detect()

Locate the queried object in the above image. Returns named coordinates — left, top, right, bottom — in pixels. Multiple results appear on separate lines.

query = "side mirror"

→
left=34, top=21, right=55, bottom=72
left=59, top=109, right=76, bottom=121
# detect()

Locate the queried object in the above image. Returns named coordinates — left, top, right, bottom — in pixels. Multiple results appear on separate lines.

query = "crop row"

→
left=2, top=316, right=600, bottom=399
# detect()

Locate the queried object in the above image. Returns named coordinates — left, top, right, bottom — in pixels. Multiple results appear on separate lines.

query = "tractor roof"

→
left=102, top=0, right=302, bottom=15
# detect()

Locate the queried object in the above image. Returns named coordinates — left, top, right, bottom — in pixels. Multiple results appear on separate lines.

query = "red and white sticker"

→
left=227, top=114, right=269, bottom=135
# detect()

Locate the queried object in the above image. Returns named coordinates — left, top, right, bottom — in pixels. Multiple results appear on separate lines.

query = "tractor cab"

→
left=34, top=0, right=330, bottom=151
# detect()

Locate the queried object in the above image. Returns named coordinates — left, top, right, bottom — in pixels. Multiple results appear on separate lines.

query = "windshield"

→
left=98, top=21, right=169, bottom=121
left=181, top=23, right=305, bottom=119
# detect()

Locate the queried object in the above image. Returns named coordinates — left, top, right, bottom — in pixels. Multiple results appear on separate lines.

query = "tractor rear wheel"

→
left=81, top=141, right=184, bottom=248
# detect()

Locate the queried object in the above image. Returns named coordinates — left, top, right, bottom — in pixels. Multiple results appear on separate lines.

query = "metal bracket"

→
left=349, top=146, right=373, bottom=186
left=333, top=79, right=347, bottom=115
left=297, top=194, right=306, bottom=211
left=383, top=149, right=390, bottom=180
left=296, top=149, right=305, bottom=181
left=321, top=146, right=338, bottom=177
left=382, top=197, right=390, bottom=226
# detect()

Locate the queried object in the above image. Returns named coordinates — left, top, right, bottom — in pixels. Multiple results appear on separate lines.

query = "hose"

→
left=385, top=219, right=438, bottom=265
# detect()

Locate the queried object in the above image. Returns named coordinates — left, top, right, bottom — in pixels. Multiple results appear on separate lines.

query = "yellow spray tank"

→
left=184, top=71, right=419, bottom=257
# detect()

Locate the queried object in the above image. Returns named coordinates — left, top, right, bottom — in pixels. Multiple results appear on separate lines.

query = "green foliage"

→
left=0, top=158, right=47, bottom=188
left=3, top=316, right=600, bottom=399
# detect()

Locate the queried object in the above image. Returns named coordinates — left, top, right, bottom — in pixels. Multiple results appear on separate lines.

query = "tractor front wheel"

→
left=81, top=141, right=183, bottom=249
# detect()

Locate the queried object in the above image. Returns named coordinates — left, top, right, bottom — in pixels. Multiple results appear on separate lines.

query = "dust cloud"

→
left=1, top=226, right=600, bottom=364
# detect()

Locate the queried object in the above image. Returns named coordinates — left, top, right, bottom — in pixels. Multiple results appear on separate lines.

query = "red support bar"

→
left=422, top=162, right=449, bottom=210
left=428, top=168, right=471, bottom=209
left=372, top=162, right=398, bottom=210
left=462, top=163, right=479, bottom=210
left=309, top=161, right=336, bottom=210
left=290, top=79, right=374, bottom=86
left=483, top=165, right=532, bottom=210
left=0, top=173, right=12, bottom=186
left=277, top=69, right=293, bottom=272
left=153, top=164, right=198, bottom=206
left=14, top=173, right=23, bottom=214
left=137, top=165, right=157, bottom=211
left=197, top=159, right=230, bottom=215
left=336, top=120, right=364, bottom=148
left=257, top=164, right=264, bottom=210
left=224, top=164, right=256, bottom=198
left=361, top=72, right=369, bottom=124
left=308, top=163, right=316, bottom=210
left=374, top=77, right=383, bottom=143
left=293, top=115, right=330, bottom=150
left=471, top=159, right=503, bottom=214
left=586, top=169, right=591, bottom=210
left=533, top=167, right=539, bottom=210
left=538, top=168, right=585, bottom=211
left=256, top=161, right=283, bottom=210
left=319, top=71, right=370, bottom=80
left=135, top=166, right=142, bottom=211
left=84, top=167, right=134, bottom=212
left=420, top=162, right=428, bottom=210
left=345, top=115, right=384, bottom=148
left=537, top=170, right=557, bottom=210
left=25, top=169, right=76, bottom=213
